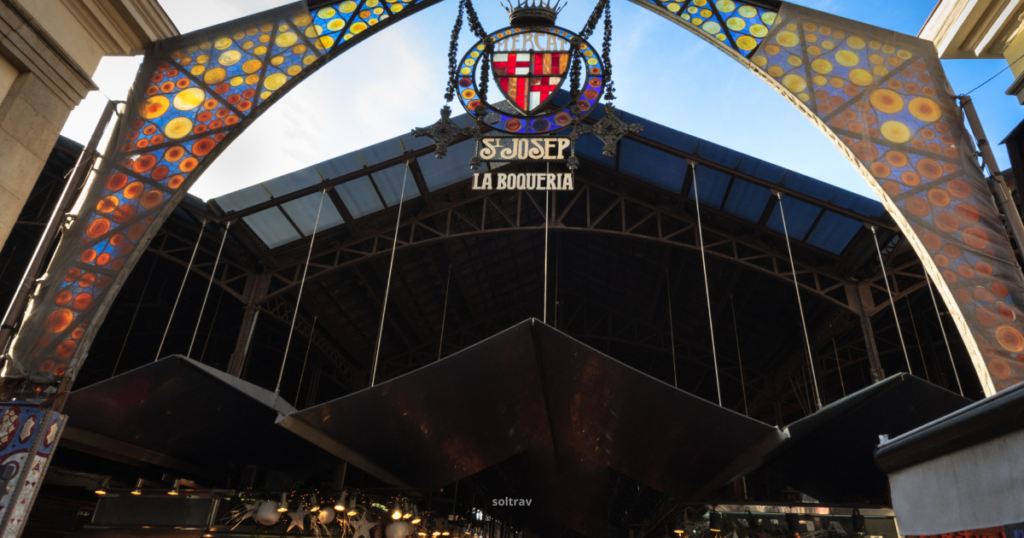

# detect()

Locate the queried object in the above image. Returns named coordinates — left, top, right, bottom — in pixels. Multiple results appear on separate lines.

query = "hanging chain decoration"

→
left=601, top=0, right=614, bottom=101
left=412, top=0, right=477, bottom=159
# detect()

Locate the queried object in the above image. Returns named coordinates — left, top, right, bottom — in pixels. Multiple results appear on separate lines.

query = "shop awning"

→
left=754, top=373, right=970, bottom=503
left=62, top=355, right=337, bottom=480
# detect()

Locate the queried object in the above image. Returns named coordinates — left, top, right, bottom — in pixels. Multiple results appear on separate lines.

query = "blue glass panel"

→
left=263, top=167, right=321, bottom=196
left=577, top=132, right=616, bottom=168
left=634, top=118, right=700, bottom=153
left=318, top=152, right=364, bottom=179
left=766, top=196, right=820, bottom=240
left=695, top=140, right=743, bottom=168
left=737, top=157, right=787, bottom=184
left=806, top=211, right=862, bottom=255
left=243, top=208, right=302, bottom=248
left=359, top=138, right=405, bottom=167
left=722, top=180, right=772, bottom=223
left=689, top=165, right=730, bottom=207
left=335, top=176, right=384, bottom=218
left=620, top=139, right=684, bottom=192
left=417, top=140, right=476, bottom=191
left=214, top=183, right=271, bottom=212
left=281, top=192, right=344, bottom=234
left=374, top=165, right=420, bottom=206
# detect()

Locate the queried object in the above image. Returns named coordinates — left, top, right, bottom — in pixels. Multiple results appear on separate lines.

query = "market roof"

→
left=203, top=94, right=890, bottom=256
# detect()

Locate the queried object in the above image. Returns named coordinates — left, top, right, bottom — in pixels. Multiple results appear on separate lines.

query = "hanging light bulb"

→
left=95, top=479, right=108, bottom=496
left=278, top=492, right=289, bottom=513
left=709, top=511, right=722, bottom=533
left=673, top=514, right=685, bottom=536
left=167, top=479, right=181, bottom=496
left=310, top=493, right=321, bottom=512
left=392, top=500, right=403, bottom=520
left=347, top=507, right=360, bottom=517
left=403, top=501, right=413, bottom=519
left=442, top=525, right=451, bottom=537
left=411, top=506, right=422, bottom=525
left=131, top=478, right=143, bottom=496
left=335, top=491, right=348, bottom=512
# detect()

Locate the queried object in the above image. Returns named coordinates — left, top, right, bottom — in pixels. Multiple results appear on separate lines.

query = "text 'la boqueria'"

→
left=471, top=172, right=575, bottom=191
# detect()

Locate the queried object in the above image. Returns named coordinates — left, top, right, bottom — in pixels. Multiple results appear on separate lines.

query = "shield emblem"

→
left=493, top=50, right=570, bottom=114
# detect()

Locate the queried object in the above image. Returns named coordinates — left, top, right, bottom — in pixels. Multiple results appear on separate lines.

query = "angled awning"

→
left=280, top=320, right=786, bottom=533
left=63, top=355, right=337, bottom=480
left=754, top=373, right=970, bottom=502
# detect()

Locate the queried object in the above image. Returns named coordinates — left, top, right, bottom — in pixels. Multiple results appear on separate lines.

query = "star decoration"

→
left=286, top=509, right=309, bottom=532
left=350, top=516, right=378, bottom=538
left=578, top=102, right=644, bottom=157
left=411, top=106, right=475, bottom=159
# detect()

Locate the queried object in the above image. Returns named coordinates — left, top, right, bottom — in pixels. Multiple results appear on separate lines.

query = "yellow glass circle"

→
left=190, top=65, right=206, bottom=76
left=293, top=13, right=313, bottom=26
left=880, top=120, right=911, bottom=144
left=328, top=19, right=346, bottom=32
left=849, top=68, right=874, bottom=86
left=752, top=54, right=768, bottom=67
left=738, top=5, right=756, bottom=17
left=219, top=50, right=242, bottom=66
left=164, top=117, right=193, bottom=139
left=776, top=31, right=799, bottom=48
left=667, top=3, right=680, bottom=12
left=287, top=65, right=302, bottom=76
left=339, top=1, right=358, bottom=13
left=242, top=59, right=263, bottom=74
left=788, top=55, right=803, bottom=67
left=351, top=22, right=367, bottom=33
left=275, top=32, right=299, bottom=48
left=305, top=25, right=324, bottom=38
left=811, top=58, right=833, bottom=74
left=821, top=40, right=835, bottom=51
left=391, top=4, right=403, bottom=12
left=271, top=56, right=285, bottom=66
left=242, top=40, right=255, bottom=50
left=835, top=50, right=859, bottom=67
left=203, top=67, right=227, bottom=85
left=264, top=72, right=287, bottom=91
left=303, top=54, right=317, bottom=66
left=716, top=0, right=736, bottom=12
left=782, top=73, right=807, bottom=93
left=254, top=45, right=268, bottom=55
left=173, top=87, right=205, bottom=111
left=245, top=74, right=260, bottom=85
left=761, top=12, right=776, bottom=25
left=726, top=17, right=745, bottom=31
left=230, top=76, right=243, bottom=87
left=214, top=37, right=233, bottom=50
left=736, top=35, right=757, bottom=51
left=365, top=0, right=380, bottom=6
left=260, top=91, right=272, bottom=100
left=767, top=65, right=784, bottom=77
left=812, top=75, right=828, bottom=86
left=196, top=54, right=210, bottom=65
left=315, top=35, right=335, bottom=49
left=869, top=88, right=905, bottom=114
left=318, top=7, right=337, bottom=18
left=847, top=36, right=866, bottom=49
left=258, top=35, right=271, bottom=44
left=872, top=65, right=889, bottom=77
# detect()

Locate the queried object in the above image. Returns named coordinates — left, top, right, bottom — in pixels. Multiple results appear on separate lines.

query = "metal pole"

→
left=666, top=268, right=678, bottom=388
left=776, top=191, right=822, bottom=410
left=0, top=99, right=120, bottom=363
left=370, top=164, right=410, bottom=387
left=294, top=316, right=316, bottom=407
left=689, top=162, right=722, bottom=406
left=187, top=221, right=231, bottom=357
left=276, top=190, right=326, bottom=394
left=438, top=265, right=452, bottom=361
left=959, top=94, right=1024, bottom=255
left=543, top=164, right=550, bottom=324
left=155, top=221, right=207, bottom=361
left=871, top=226, right=913, bottom=375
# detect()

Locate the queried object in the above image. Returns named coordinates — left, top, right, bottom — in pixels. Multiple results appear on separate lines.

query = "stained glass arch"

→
left=9, top=0, right=1024, bottom=396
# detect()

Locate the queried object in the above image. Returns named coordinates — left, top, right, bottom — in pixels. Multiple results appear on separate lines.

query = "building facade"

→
left=0, top=0, right=176, bottom=250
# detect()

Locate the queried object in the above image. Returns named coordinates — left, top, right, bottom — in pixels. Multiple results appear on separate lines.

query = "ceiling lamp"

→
left=94, top=479, right=108, bottom=496
left=411, top=507, right=422, bottom=525
left=277, top=492, right=289, bottom=513
left=310, top=493, right=321, bottom=513
left=673, top=514, right=685, bottom=536
left=403, top=501, right=413, bottom=519
left=335, top=491, right=348, bottom=512
left=167, top=479, right=181, bottom=496
left=131, top=479, right=143, bottom=496
left=392, top=501, right=403, bottom=520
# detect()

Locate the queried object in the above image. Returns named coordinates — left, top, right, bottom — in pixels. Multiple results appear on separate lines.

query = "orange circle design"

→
left=80, top=249, right=97, bottom=263
left=141, top=190, right=163, bottom=209
left=180, top=157, right=199, bottom=172
left=56, top=340, right=77, bottom=359
left=133, top=154, right=158, bottom=174
left=927, top=188, right=951, bottom=207
left=964, top=227, right=989, bottom=250
left=46, top=309, right=74, bottom=334
left=55, top=290, right=72, bottom=306
left=947, top=179, right=971, bottom=199
left=988, top=358, right=1013, bottom=379
left=996, top=325, right=1024, bottom=353
left=124, top=182, right=145, bottom=199
left=935, top=212, right=959, bottom=232
left=905, top=196, right=931, bottom=217
left=86, top=218, right=111, bottom=239
left=107, top=173, right=129, bottom=191
left=128, top=223, right=147, bottom=240
left=192, top=138, right=216, bottom=157
left=113, top=204, right=137, bottom=224
left=916, top=158, right=943, bottom=180
left=954, top=203, right=980, bottom=224
left=72, top=293, right=93, bottom=311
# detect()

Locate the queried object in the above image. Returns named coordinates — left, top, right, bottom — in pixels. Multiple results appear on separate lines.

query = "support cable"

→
left=905, top=295, right=931, bottom=381
left=294, top=316, right=317, bottom=407
left=188, top=221, right=231, bottom=357
left=924, top=270, right=963, bottom=396
left=275, top=190, right=327, bottom=394
left=730, top=294, right=748, bottom=416
left=690, top=162, right=721, bottom=405
left=870, top=226, right=913, bottom=375
left=775, top=192, right=822, bottom=410
left=666, top=268, right=678, bottom=388
left=370, top=163, right=411, bottom=387
left=543, top=162, right=550, bottom=324
left=155, top=220, right=207, bottom=361
left=438, top=265, right=452, bottom=361
left=831, top=324, right=846, bottom=398
left=113, top=258, right=156, bottom=376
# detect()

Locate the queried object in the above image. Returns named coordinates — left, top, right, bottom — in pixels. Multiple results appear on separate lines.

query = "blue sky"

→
left=60, top=0, right=1024, bottom=201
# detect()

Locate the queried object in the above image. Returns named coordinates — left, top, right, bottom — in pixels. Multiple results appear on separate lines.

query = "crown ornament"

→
left=500, top=0, right=566, bottom=25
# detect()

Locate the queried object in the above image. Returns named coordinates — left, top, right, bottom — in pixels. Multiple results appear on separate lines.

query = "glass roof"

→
left=210, top=97, right=885, bottom=256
